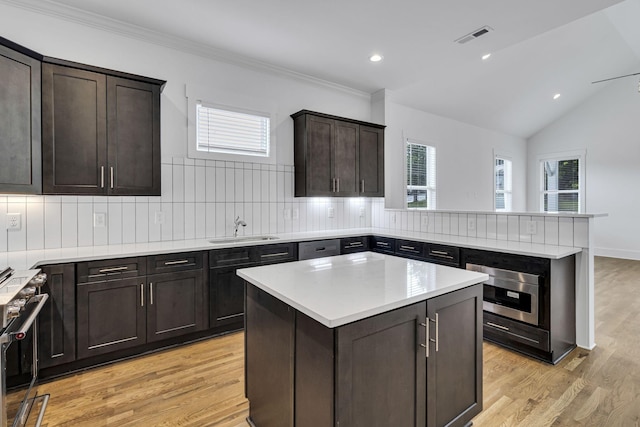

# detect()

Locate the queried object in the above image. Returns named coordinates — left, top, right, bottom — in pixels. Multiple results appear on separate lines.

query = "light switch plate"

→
left=467, top=217, right=476, bottom=231
left=284, top=208, right=292, bottom=220
left=527, top=220, right=537, bottom=235
left=421, top=215, right=429, bottom=227
left=328, top=207, right=335, bottom=218
left=154, top=211, right=165, bottom=225
left=94, top=212, right=106, bottom=228
left=292, top=208, right=299, bottom=220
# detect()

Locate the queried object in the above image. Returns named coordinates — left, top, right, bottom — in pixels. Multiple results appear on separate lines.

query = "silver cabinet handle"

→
left=336, top=178, right=340, bottom=193
left=400, top=245, right=416, bottom=251
left=140, top=283, right=144, bottom=307
left=261, top=252, right=289, bottom=258
left=332, top=178, right=336, bottom=193
left=98, top=266, right=128, bottom=274
left=110, top=166, right=114, bottom=189
left=487, top=321, right=510, bottom=331
left=361, top=179, right=365, bottom=193
left=347, top=242, right=363, bottom=248
left=377, top=242, right=389, bottom=247
left=150, top=282, right=154, bottom=305
left=100, top=166, right=105, bottom=188
left=420, top=321, right=429, bottom=358
left=434, top=313, right=439, bottom=352
left=164, top=259, right=189, bottom=266
left=430, top=251, right=454, bottom=260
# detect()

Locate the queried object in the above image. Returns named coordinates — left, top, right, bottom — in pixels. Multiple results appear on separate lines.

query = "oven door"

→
left=2, top=294, right=50, bottom=427
left=483, top=276, right=539, bottom=326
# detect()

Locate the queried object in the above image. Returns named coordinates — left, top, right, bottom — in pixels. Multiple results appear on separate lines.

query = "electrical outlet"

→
left=327, top=207, right=335, bottom=218
left=359, top=207, right=365, bottom=218
left=292, top=208, right=299, bottom=220
left=527, top=221, right=537, bottom=235
left=284, top=208, right=292, bottom=220
left=421, top=215, right=429, bottom=227
left=6, top=213, right=21, bottom=230
left=93, top=213, right=106, bottom=228
left=468, top=217, right=476, bottom=231
left=154, top=211, right=165, bottom=225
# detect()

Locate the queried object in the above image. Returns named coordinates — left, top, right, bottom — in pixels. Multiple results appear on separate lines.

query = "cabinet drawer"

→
left=210, top=247, right=253, bottom=268
left=395, top=239, right=425, bottom=259
left=340, top=236, right=369, bottom=254
left=425, top=243, right=460, bottom=267
left=298, top=239, right=340, bottom=260
left=147, top=251, right=204, bottom=274
left=370, top=236, right=395, bottom=254
left=77, top=257, right=146, bottom=283
left=255, top=243, right=297, bottom=264
left=483, top=312, right=550, bottom=352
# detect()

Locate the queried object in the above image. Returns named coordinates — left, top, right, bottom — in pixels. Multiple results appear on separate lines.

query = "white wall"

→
left=0, top=3, right=375, bottom=251
left=383, top=99, right=527, bottom=211
left=527, top=75, right=640, bottom=260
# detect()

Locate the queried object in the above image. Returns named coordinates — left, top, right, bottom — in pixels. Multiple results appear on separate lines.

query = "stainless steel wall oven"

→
left=0, top=268, right=49, bottom=427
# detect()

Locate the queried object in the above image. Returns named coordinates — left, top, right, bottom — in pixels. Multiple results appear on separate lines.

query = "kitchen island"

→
left=238, top=252, right=489, bottom=427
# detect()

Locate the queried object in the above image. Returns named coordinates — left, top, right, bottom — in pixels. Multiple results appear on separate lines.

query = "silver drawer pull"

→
left=431, top=250, right=451, bottom=256
left=164, top=259, right=190, bottom=266
left=486, top=322, right=510, bottom=331
left=98, top=266, right=129, bottom=274
left=400, top=245, right=416, bottom=251
left=261, top=252, right=289, bottom=258
left=430, top=252, right=454, bottom=260
left=347, top=242, right=363, bottom=247
left=377, top=242, right=389, bottom=247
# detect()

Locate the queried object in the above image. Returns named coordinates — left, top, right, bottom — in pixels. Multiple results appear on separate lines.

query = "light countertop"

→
left=238, top=251, right=489, bottom=328
left=0, top=227, right=580, bottom=270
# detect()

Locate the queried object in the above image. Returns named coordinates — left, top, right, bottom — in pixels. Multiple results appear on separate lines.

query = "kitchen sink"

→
left=209, top=236, right=280, bottom=245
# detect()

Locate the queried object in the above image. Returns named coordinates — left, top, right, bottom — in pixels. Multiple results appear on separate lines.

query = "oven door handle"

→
left=6, top=294, right=49, bottom=342
left=485, top=276, right=539, bottom=296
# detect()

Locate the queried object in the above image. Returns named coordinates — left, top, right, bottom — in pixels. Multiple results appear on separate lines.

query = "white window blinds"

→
left=542, top=158, right=580, bottom=213
left=196, top=104, right=270, bottom=157
left=495, top=157, right=512, bottom=212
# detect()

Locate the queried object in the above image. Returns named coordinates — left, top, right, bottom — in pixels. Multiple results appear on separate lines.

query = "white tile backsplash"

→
left=558, top=217, right=574, bottom=247
left=545, top=216, right=559, bottom=245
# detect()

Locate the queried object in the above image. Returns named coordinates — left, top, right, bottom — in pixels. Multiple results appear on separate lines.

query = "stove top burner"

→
left=0, top=268, right=44, bottom=329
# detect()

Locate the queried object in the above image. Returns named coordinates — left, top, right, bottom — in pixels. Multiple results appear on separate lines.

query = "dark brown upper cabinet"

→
left=42, top=59, right=164, bottom=195
left=0, top=37, right=42, bottom=194
left=292, top=110, right=384, bottom=197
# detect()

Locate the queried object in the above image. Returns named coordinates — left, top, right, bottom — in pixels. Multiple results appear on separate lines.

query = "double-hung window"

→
left=495, top=157, right=512, bottom=212
left=406, top=140, right=436, bottom=209
left=540, top=152, right=584, bottom=213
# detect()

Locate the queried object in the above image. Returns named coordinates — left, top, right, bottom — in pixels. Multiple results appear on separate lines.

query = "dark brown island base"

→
left=239, top=252, right=487, bottom=427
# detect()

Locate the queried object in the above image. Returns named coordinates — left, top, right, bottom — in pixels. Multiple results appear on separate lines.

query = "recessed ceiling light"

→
left=553, top=93, right=561, bottom=100
left=369, top=54, right=383, bottom=63
left=481, top=53, right=491, bottom=61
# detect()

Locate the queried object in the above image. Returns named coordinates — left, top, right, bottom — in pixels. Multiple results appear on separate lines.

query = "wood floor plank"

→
left=7, top=256, right=640, bottom=426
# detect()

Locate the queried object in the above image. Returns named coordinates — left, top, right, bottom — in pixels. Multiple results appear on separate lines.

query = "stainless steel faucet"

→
left=234, top=216, right=247, bottom=237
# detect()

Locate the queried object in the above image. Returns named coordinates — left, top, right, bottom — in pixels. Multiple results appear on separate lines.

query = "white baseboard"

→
left=594, top=247, right=640, bottom=261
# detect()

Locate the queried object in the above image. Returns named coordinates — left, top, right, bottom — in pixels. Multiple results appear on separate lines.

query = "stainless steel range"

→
left=0, top=267, right=49, bottom=427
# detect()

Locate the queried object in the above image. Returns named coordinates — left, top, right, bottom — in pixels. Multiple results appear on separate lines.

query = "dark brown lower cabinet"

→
left=77, top=277, right=146, bottom=359
left=245, top=283, right=482, bottom=427
left=210, top=265, right=252, bottom=329
left=38, top=263, right=76, bottom=368
left=147, top=270, right=206, bottom=342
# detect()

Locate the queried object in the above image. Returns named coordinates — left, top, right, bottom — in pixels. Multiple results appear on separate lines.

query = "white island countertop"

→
left=238, top=251, right=489, bottom=328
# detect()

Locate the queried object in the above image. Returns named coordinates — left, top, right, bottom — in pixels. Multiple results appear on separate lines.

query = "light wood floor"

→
left=9, top=256, right=640, bottom=426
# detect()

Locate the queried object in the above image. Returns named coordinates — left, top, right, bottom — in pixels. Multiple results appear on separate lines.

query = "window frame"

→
left=538, top=150, right=586, bottom=213
left=405, top=139, right=436, bottom=210
left=186, top=85, right=277, bottom=164
left=494, top=154, right=513, bottom=212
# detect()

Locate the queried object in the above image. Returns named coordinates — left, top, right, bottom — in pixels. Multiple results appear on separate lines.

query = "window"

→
left=406, top=141, right=436, bottom=209
left=540, top=153, right=584, bottom=213
left=196, top=103, right=270, bottom=157
left=495, top=157, right=512, bottom=212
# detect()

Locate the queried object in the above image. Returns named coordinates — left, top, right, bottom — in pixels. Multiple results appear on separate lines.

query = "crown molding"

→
left=0, top=0, right=370, bottom=99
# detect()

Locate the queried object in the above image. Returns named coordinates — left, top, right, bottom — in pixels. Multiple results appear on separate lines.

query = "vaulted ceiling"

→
left=11, top=0, right=640, bottom=139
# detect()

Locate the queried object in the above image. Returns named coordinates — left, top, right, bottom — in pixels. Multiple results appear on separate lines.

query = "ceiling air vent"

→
left=455, top=26, right=493, bottom=44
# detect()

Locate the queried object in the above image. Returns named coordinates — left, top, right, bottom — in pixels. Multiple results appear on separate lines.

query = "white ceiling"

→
left=23, top=0, right=640, bottom=138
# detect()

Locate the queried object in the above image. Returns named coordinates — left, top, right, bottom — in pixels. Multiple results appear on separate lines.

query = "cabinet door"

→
left=306, top=115, right=334, bottom=196
left=334, top=120, right=358, bottom=196
left=426, top=285, right=482, bottom=427
left=107, top=76, right=161, bottom=196
left=77, top=277, right=146, bottom=359
left=147, top=271, right=206, bottom=342
left=336, top=302, right=427, bottom=427
left=38, top=263, right=76, bottom=369
left=0, top=42, right=41, bottom=194
left=42, top=63, right=107, bottom=195
left=359, top=125, right=384, bottom=197
left=210, top=265, right=252, bottom=329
